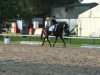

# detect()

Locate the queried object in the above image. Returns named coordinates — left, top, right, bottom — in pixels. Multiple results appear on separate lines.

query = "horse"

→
left=41, top=22, right=67, bottom=47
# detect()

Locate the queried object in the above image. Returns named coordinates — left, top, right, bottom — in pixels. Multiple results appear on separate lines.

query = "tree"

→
left=0, top=0, right=79, bottom=20
left=67, top=0, right=80, bottom=3
left=0, top=0, right=79, bottom=29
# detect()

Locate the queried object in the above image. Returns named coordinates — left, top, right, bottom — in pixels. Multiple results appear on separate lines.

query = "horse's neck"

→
left=57, top=25, right=63, bottom=29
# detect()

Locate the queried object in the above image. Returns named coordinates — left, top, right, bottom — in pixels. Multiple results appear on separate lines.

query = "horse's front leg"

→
left=41, top=36, right=46, bottom=46
left=47, top=36, right=51, bottom=47
left=42, top=35, right=51, bottom=47
left=53, top=36, right=58, bottom=47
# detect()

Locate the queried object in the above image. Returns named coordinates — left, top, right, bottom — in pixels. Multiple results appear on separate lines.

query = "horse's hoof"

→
left=53, top=45, right=55, bottom=47
left=41, top=44, right=43, bottom=46
left=64, top=45, right=66, bottom=47
left=50, top=44, right=52, bottom=47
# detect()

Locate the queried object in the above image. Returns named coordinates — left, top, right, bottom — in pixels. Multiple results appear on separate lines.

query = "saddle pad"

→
left=49, top=25, right=55, bottom=31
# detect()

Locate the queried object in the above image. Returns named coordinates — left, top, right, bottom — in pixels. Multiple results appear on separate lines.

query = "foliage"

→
left=0, top=0, right=32, bottom=20
left=0, top=0, right=79, bottom=21
left=0, top=0, right=20, bottom=20
left=68, top=0, right=79, bottom=4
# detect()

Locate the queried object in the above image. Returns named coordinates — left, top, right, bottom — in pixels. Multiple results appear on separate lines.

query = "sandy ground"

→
left=0, top=44, right=100, bottom=75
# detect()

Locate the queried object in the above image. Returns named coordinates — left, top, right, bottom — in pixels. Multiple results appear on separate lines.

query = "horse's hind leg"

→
left=60, top=36, right=66, bottom=47
left=53, top=36, right=58, bottom=47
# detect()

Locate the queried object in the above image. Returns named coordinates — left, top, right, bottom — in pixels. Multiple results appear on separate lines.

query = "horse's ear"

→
left=53, top=16, right=56, bottom=18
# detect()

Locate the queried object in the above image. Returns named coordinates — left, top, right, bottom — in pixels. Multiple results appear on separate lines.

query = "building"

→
left=78, top=0, right=100, bottom=37
left=51, top=0, right=100, bottom=37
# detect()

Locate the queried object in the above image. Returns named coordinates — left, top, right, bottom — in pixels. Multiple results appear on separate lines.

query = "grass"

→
left=0, top=35, right=100, bottom=46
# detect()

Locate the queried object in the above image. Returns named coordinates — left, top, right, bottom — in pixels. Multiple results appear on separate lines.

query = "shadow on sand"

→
left=0, top=59, right=100, bottom=75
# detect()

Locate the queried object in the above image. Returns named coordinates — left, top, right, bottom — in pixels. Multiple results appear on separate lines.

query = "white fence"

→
left=0, top=34, right=100, bottom=45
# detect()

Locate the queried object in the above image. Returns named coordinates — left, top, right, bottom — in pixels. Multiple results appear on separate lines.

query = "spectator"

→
left=6, top=22, right=10, bottom=34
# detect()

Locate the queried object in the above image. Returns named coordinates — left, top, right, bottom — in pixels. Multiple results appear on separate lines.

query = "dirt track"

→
left=0, top=44, right=100, bottom=75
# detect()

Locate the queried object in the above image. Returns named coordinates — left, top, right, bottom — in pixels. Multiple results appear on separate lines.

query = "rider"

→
left=51, top=16, right=57, bottom=26
left=49, top=16, right=57, bottom=33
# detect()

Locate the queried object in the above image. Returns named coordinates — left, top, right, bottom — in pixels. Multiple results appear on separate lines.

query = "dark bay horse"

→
left=42, top=23, right=67, bottom=47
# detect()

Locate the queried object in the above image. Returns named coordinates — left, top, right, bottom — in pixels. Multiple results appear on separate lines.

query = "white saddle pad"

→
left=49, top=25, right=55, bottom=31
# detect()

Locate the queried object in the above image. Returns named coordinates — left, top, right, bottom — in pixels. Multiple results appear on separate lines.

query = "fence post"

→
left=70, top=38, right=71, bottom=45
left=29, top=36, right=31, bottom=41
left=12, top=36, right=13, bottom=41
left=93, top=39, right=95, bottom=45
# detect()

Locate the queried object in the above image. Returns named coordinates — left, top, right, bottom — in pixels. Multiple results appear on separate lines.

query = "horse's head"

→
left=63, top=22, right=68, bottom=29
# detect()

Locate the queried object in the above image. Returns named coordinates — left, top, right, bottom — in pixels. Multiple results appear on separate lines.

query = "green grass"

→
left=0, top=36, right=100, bottom=46
left=9, top=36, right=42, bottom=41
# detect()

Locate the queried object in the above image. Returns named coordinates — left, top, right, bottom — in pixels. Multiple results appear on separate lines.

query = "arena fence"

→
left=0, top=34, right=100, bottom=45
